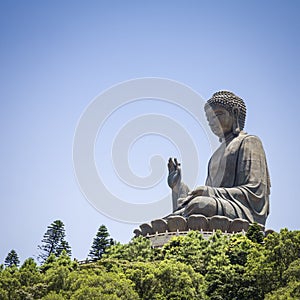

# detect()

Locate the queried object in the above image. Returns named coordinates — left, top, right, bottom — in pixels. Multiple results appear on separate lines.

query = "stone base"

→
left=146, top=230, right=233, bottom=248
left=133, top=215, right=271, bottom=247
left=134, top=215, right=260, bottom=237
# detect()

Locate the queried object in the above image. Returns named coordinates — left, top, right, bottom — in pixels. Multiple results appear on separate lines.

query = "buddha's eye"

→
left=214, top=112, right=224, bottom=117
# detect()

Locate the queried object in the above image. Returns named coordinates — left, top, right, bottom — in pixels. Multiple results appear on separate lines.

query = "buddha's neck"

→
left=223, top=132, right=237, bottom=145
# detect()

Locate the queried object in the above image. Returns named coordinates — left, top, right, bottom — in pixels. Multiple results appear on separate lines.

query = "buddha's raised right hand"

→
left=167, top=158, right=182, bottom=190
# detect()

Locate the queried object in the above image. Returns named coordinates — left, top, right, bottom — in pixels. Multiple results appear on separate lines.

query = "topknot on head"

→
left=205, top=91, right=247, bottom=130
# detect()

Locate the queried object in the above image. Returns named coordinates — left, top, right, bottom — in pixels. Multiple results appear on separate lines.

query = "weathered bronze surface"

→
left=168, top=91, right=270, bottom=226
left=135, top=91, right=270, bottom=238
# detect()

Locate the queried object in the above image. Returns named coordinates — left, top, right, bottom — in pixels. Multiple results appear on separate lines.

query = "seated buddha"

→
left=168, top=91, right=270, bottom=226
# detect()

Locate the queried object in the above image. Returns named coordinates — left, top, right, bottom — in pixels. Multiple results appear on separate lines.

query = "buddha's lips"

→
left=210, top=126, right=221, bottom=133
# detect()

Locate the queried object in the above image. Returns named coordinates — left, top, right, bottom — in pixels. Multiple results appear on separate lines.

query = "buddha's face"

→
left=205, top=105, right=234, bottom=138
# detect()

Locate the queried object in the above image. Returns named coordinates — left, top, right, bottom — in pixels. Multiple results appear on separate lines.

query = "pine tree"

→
left=4, top=249, right=20, bottom=267
left=38, top=220, right=71, bottom=263
left=88, top=225, right=114, bottom=261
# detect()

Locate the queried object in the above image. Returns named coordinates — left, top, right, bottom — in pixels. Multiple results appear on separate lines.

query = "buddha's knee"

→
left=184, top=196, right=217, bottom=217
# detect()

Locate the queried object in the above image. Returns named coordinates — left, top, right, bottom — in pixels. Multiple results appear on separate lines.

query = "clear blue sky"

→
left=1, top=1, right=299, bottom=263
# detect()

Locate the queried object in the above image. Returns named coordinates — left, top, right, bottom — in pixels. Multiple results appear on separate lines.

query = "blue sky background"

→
left=1, top=1, right=299, bottom=263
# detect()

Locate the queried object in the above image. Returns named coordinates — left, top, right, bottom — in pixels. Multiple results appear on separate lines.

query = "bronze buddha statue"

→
left=168, top=91, right=270, bottom=226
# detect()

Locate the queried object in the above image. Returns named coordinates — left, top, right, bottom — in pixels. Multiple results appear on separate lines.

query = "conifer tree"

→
left=4, top=249, right=20, bottom=267
left=88, top=225, right=114, bottom=260
left=38, top=220, right=71, bottom=263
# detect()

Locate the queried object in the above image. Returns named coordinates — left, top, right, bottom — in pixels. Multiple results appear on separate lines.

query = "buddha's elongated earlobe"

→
left=232, top=106, right=240, bottom=135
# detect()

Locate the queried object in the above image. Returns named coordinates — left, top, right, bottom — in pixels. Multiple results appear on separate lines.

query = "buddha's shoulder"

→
left=238, top=132, right=264, bottom=148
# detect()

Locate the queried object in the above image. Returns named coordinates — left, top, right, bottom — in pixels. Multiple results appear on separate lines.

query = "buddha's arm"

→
left=167, top=158, right=191, bottom=212
left=172, top=182, right=190, bottom=211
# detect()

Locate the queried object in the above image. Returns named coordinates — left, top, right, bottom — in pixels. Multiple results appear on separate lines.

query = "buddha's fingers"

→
left=174, top=158, right=181, bottom=168
left=168, top=158, right=175, bottom=172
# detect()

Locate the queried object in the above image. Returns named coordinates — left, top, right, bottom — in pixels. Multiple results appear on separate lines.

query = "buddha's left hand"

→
left=188, top=186, right=207, bottom=198
left=177, top=186, right=207, bottom=208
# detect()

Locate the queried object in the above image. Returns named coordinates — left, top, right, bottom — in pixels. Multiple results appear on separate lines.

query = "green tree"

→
left=19, top=258, right=40, bottom=286
left=66, top=267, right=138, bottom=300
left=88, top=225, right=114, bottom=261
left=264, top=256, right=300, bottom=300
left=40, top=254, right=58, bottom=273
left=43, top=250, right=78, bottom=295
left=161, top=231, right=263, bottom=300
left=244, top=229, right=300, bottom=298
left=162, top=231, right=209, bottom=273
left=155, top=260, right=205, bottom=299
left=264, top=259, right=300, bottom=299
left=104, top=236, right=154, bottom=262
left=246, top=223, right=264, bottom=244
left=17, top=257, right=46, bottom=299
left=38, top=220, right=72, bottom=262
left=283, top=258, right=300, bottom=282
left=265, top=281, right=300, bottom=300
left=203, top=234, right=262, bottom=300
left=4, top=249, right=20, bottom=267
left=125, top=260, right=206, bottom=299
left=0, top=265, right=21, bottom=300
left=42, top=291, right=65, bottom=300
left=263, top=229, right=300, bottom=289
left=0, top=287, right=8, bottom=300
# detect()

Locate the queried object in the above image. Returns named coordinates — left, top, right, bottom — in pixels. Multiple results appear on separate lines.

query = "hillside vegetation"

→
left=1, top=225, right=300, bottom=299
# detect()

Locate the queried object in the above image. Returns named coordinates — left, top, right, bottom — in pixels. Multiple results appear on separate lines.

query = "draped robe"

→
left=177, top=132, right=270, bottom=225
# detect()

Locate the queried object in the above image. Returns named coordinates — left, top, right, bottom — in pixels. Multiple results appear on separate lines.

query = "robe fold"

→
left=203, top=132, right=270, bottom=225
left=176, top=132, right=270, bottom=225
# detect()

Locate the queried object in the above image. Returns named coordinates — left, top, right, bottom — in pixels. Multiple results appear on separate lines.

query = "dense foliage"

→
left=1, top=225, right=300, bottom=299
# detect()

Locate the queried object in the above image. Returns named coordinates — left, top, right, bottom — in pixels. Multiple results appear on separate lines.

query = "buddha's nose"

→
left=209, top=120, right=216, bottom=127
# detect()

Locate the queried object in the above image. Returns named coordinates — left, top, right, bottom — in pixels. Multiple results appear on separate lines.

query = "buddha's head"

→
left=204, top=91, right=247, bottom=139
